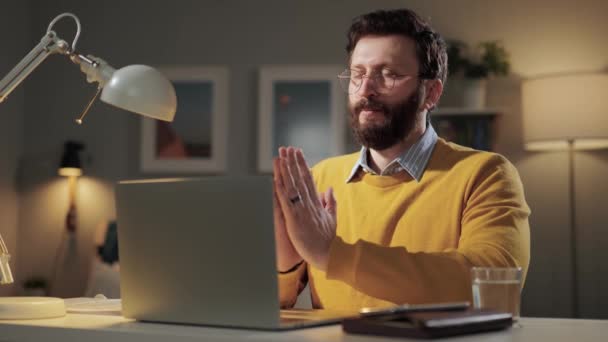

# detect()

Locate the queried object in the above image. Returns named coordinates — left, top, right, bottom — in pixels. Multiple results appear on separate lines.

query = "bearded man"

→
left=273, top=8, right=530, bottom=310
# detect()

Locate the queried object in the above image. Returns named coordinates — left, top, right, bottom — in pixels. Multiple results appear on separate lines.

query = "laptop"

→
left=115, top=176, right=357, bottom=330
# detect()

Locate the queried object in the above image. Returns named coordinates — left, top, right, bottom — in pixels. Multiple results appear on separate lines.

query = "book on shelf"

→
left=431, top=114, right=495, bottom=151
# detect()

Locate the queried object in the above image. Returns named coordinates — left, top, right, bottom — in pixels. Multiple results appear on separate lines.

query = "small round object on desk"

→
left=0, top=297, right=66, bottom=320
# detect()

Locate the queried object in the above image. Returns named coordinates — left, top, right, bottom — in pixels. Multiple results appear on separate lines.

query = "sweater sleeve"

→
left=324, top=154, right=531, bottom=304
left=277, top=261, right=308, bottom=308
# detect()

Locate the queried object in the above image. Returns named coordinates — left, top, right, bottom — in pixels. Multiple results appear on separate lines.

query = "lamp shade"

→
left=58, top=141, right=84, bottom=177
left=100, top=65, right=177, bottom=122
left=522, top=73, right=608, bottom=151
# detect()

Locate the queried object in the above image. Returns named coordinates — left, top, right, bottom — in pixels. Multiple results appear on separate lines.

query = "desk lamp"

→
left=0, top=12, right=177, bottom=319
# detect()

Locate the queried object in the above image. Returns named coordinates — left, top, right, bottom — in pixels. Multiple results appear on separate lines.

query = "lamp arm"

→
left=0, top=232, right=14, bottom=285
left=0, top=31, right=71, bottom=103
left=0, top=12, right=117, bottom=124
left=1, top=12, right=176, bottom=123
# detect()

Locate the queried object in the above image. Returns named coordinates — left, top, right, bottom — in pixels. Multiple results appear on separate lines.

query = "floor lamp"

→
left=522, top=72, right=608, bottom=318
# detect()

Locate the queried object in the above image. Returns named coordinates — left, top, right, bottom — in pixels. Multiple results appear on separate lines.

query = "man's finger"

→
left=273, top=157, right=286, bottom=203
left=325, top=187, right=337, bottom=216
left=278, top=157, right=301, bottom=210
left=272, top=160, right=285, bottom=216
left=278, top=150, right=298, bottom=195
left=286, top=147, right=311, bottom=205
left=319, top=193, right=327, bottom=208
left=274, top=156, right=292, bottom=210
left=295, top=149, right=321, bottom=207
left=273, top=156, right=282, bottom=186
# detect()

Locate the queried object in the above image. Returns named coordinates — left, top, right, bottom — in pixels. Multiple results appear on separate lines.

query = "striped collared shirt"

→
left=346, top=124, right=438, bottom=183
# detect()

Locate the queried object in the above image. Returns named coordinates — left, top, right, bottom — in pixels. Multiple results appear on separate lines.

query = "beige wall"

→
left=6, top=0, right=607, bottom=317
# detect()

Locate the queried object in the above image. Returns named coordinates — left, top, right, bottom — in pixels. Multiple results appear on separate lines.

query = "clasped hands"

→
left=273, top=146, right=337, bottom=272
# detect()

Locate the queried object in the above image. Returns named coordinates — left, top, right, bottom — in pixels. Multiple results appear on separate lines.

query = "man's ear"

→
left=422, top=79, right=443, bottom=111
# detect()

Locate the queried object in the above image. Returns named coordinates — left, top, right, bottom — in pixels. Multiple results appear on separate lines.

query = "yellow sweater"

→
left=278, top=139, right=530, bottom=311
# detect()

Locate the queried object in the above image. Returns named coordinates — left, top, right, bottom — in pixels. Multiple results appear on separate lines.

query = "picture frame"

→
left=140, top=66, right=228, bottom=173
left=258, top=65, right=346, bottom=172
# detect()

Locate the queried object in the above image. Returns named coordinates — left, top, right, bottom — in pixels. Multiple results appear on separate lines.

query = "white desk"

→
left=0, top=314, right=607, bottom=342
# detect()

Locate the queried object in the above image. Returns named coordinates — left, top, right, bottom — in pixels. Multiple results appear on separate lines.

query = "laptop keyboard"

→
left=280, top=309, right=323, bottom=321
left=279, top=308, right=355, bottom=324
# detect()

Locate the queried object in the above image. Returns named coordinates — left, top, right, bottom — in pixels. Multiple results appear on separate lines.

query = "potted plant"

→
left=447, top=40, right=511, bottom=108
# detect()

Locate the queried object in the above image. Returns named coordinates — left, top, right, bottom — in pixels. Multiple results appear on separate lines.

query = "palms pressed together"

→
left=273, top=147, right=337, bottom=272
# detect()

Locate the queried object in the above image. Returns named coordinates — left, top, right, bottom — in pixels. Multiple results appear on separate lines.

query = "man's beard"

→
left=349, top=86, right=423, bottom=151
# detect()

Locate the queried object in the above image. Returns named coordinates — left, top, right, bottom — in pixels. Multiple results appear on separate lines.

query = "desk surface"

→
left=1, top=314, right=607, bottom=342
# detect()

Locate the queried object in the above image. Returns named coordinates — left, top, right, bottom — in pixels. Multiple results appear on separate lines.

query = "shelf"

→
left=430, top=109, right=498, bottom=151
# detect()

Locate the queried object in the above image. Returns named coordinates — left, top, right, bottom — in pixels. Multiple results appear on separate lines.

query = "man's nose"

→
left=357, top=76, right=378, bottom=97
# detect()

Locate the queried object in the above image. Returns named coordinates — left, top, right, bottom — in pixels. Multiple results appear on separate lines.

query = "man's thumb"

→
left=325, top=187, right=337, bottom=215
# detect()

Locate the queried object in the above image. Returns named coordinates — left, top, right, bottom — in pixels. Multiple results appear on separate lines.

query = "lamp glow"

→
left=58, top=167, right=82, bottom=177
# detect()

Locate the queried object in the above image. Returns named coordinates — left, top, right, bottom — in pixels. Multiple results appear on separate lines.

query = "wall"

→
left=10, top=0, right=607, bottom=317
left=0, top=1, right=29, bottom=296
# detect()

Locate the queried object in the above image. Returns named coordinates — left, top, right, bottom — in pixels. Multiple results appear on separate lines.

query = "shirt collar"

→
left=346, top=123, right=438, bottom=183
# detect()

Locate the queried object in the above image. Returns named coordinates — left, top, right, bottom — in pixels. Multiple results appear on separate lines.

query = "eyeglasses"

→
left=337, top=69, right=417, bottom=94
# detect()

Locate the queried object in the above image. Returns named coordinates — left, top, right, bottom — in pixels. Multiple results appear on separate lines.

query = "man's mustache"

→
left=354, top=99, right=387, bottom=114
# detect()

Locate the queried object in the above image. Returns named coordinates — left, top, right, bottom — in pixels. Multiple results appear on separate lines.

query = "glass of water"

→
left=471, top=267, right=522, bottom=320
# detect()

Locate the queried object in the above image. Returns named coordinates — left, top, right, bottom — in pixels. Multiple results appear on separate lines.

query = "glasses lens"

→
left=338, top=70, right=360, bottom=94
left=381, top=75, right=395, bottom=92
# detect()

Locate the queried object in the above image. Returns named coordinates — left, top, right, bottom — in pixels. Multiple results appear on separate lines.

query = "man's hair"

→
left=346, top=9, right=447, bottom=84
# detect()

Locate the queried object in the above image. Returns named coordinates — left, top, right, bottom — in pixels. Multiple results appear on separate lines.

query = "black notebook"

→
left=343, top=309, right=513, bottom=339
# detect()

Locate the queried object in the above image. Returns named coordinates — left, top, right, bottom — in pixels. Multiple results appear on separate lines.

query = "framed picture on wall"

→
left=140, top=66, right=228, bottom=173
left=258, top=65, right=347, bottom=172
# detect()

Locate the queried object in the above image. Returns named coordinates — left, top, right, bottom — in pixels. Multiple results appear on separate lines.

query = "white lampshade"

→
left=522, top=73, right=608, bottom=151
left=100, top=65, right=177, bottom=122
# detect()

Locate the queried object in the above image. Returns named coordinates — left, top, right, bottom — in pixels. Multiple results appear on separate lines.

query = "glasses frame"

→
left=337, top=68, right=419, bottom=94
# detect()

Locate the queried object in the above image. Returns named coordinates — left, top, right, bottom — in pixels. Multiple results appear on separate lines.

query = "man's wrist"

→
left=315, top=235, right=337, bottom=272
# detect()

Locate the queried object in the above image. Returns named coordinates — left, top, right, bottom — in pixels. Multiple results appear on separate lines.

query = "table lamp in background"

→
left=47, top=141, right=85, bottom=298
left=58, top=141, right=84, bottom=234
left=0, top=12, right=177, bottom=319
left=522, top=72, right=608, bottom=318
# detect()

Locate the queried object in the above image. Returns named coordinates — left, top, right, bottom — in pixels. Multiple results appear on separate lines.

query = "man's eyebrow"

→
left=349, top=63, right=385, bottom=70
left=350, top=63, right=408, bottom=71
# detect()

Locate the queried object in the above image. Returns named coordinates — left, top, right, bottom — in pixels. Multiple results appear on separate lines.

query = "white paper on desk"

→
left=64, top=296, right=122, bottom=314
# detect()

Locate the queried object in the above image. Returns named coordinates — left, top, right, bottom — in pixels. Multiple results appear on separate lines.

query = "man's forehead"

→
left=350, top=35, right=418, bottom=69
